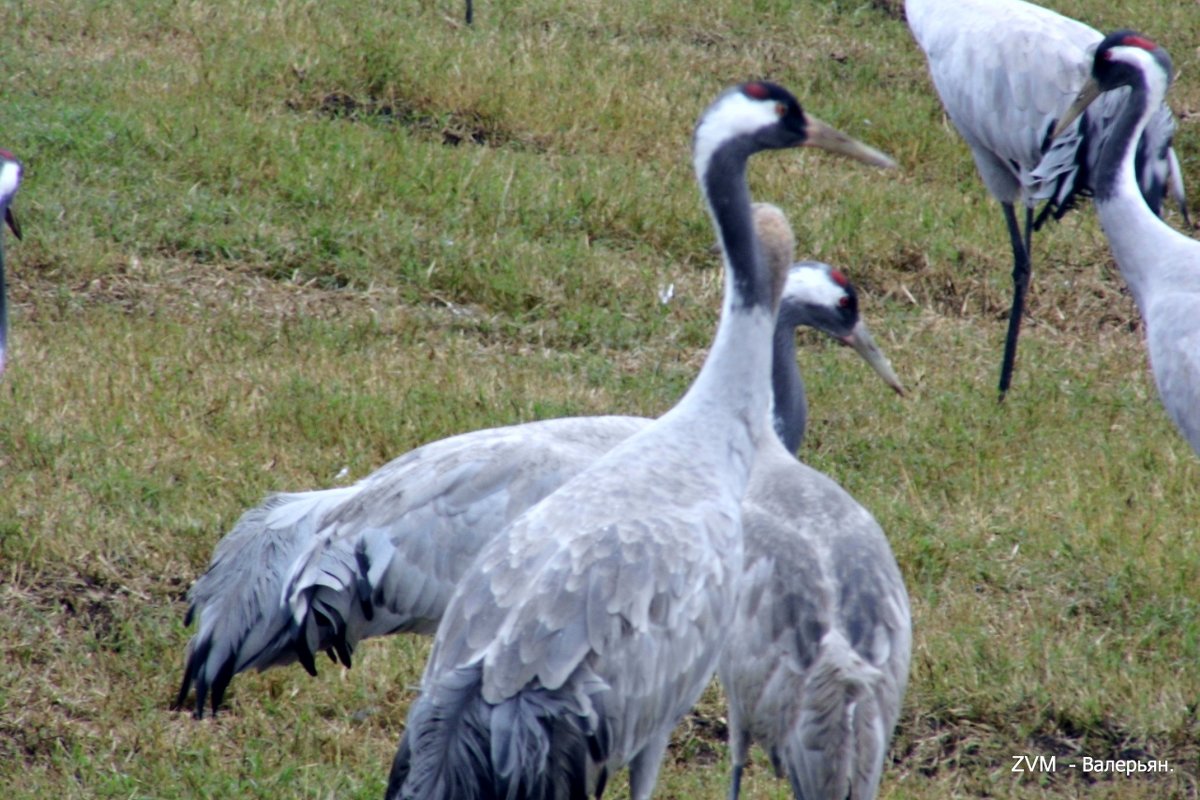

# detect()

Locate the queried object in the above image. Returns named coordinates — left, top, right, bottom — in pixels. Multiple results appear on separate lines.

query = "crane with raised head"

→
left=385, top=81, right=895, bottom=800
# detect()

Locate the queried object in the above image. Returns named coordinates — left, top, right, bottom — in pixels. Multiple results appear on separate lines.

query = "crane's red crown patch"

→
left=1120, top=34, right=1158, bottom=51
left=743, top=83, right=770, bottom=100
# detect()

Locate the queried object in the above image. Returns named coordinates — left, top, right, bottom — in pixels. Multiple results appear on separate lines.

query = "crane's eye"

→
left=775, top=102, right=787, bottom=117
left=838, top=296, right=851, bottom=308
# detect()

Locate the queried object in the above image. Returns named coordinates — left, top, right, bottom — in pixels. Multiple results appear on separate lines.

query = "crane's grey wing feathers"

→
left=911, top=0, right=1096, bottom=205
left=912, top=0, right=1184, bottom=220
left=177, top=485, right=359, bottom=715
left=179, top=416, right=644, bottom=715
left=719, top=449, right=911, bottom=800
left=283, top=416, right=647, bottom=670
left=422, top=442, right=746, bottom=779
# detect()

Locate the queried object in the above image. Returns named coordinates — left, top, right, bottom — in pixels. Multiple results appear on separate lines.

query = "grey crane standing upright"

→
left=1051, top=31, right=1200, bottom=457
left=904, top=0, right=1186, bottom=398
left=385, top=82, right=896, bottom=800
left=0, top=149, right=23, bottom=379
left=719, top=220, right=910, bottom=800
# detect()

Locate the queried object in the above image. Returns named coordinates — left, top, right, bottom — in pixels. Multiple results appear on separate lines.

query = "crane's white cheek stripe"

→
left=780, top=265, right=846, bottom=309
left=693, top=93, right=781, bottom=182
left=1109, top=46, right=1171, bottom=99
left=0, top=162, right=20, bottom=206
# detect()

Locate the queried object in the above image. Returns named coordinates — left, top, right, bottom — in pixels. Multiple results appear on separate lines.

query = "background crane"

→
left=905, top=0, right=1186, bottom=397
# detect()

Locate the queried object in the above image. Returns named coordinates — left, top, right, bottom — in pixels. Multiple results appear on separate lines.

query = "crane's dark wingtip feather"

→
left=209, top=654, right=237, bottom=716
left=176, top=637, right=211, bottom=718
left=292, top=624, right=319, bottom=677
left=173, top=663, right=195, bottom=713
left=5, top=208, right=20, bottom=241
left=354, top=548, right=375, bottom=622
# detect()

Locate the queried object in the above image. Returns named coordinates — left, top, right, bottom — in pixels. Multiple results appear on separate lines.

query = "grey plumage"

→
left=1051, top=32, right=1200, bottom=457
left=178, top=200, right=909, bottom=800
left=713, top=211, right=910, bottom=800
left=905, top=0, right=1187, bottom=396
left=177, top=417, right=643, bottom=716
left=721, top=446, right=910, bottom=800
left=0, top=150, right=23, bottom=380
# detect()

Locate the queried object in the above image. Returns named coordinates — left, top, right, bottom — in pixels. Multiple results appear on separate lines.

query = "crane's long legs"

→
left=627, top=730, right=672, bottom=800
left=728, top=763, right=744, bottom=800
left=726, top=724, right=750, bottom=800
left=998, top=202, right=1034, bottom=400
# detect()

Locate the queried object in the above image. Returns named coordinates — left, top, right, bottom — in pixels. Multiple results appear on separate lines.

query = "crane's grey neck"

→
left=1093, top=74, right=1154, bottom=205
left=0, top=235, right=6, bottom=376
left=770, top=321, right=806, bottom=454
left=703, top=142, right=772, bottom=312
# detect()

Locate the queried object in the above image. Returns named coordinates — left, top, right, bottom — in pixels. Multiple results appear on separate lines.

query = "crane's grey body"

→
left=720, top=441, right=910, bottom=800
left=1054, top=33, right=1200, bottom=457
left=905, top=0, right=1185, bottom=395
left=0, top=151, right=23, bottom=379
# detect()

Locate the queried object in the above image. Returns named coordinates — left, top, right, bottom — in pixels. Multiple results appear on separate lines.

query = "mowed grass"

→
left=2, top=0, right=1199, bottom=797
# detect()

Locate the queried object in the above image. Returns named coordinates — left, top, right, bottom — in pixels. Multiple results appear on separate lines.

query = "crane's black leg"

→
left=998, top=202, right=1032, bottom=400
left=464, top=0, right=473, bottom=24
left=728, top=763, right=744, bottom=800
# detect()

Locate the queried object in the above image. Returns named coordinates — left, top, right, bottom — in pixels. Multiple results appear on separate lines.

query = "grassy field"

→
left=2, top=0, right=1199, bottom=797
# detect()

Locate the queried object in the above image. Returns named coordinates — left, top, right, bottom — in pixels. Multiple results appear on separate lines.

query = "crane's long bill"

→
left=1052, top=78, right=1102, bottom=140
left=803, top=114, right=898, bottom=170
left=842, top=320, right=905, bottom=396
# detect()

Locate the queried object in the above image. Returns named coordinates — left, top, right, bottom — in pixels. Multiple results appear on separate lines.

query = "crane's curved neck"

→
left=1091, top=67, right=1180, bottom=308
left=668, top=138, right=776, bottom=483
left=703, top=143, right=774, bottom=312
left=770, top=319, right=807, bottom=454
left=1093, top=75, right=1154, bottom=210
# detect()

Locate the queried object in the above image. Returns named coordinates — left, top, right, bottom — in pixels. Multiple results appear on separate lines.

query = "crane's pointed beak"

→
left=803, top=114, right=898, bottom=170
left=6, top=207, right=21, bottom=241
left=840, top=320, right=905, bottom=396
left=1052, top=77, right=1102, bottom=140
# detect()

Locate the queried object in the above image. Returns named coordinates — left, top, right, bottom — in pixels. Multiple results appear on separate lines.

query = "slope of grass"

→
left=2, top=0, right=1198, bottom=797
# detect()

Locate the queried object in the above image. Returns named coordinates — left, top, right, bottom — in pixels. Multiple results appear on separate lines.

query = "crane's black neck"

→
left=703, top=142, right=772, bottom=312
left=1093, top=73, right=1153, bottom=206
left=770, top=319, right=806, bottom=454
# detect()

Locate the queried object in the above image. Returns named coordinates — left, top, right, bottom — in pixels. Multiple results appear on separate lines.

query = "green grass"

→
left=2, top=0, right=1199, bottom=797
